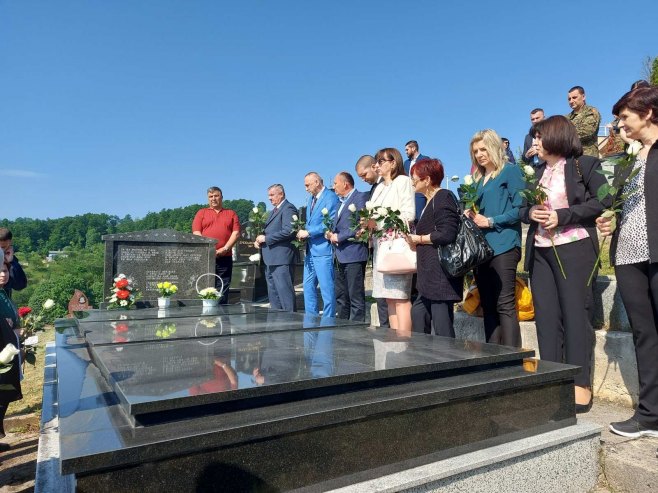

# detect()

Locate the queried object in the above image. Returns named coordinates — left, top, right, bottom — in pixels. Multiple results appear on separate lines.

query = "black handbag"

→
left=436, top=195, right=494, bottom=277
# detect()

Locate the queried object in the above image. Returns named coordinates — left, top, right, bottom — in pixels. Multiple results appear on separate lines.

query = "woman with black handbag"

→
left=520, top=115, right=608, bottom=413
left=406, top=159, right=462, bottom=336
left=466, top=129, right=525, bottom=347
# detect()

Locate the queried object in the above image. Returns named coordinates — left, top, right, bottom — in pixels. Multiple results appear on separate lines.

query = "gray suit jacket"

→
left=261, top=199, right=299, bottom=266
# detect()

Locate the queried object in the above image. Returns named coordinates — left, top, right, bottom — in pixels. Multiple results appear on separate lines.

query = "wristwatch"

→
left=487, top=217, right=494, bottom=228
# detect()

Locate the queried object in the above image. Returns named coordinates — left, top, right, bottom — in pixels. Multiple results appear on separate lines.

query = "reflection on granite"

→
left=53, top=303, right=579, bottom=491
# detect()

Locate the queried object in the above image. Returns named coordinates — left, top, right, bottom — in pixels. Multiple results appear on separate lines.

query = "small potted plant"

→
left=156, top=281, right=178, bottom=308
left=198, top=287, right=220, bottom=308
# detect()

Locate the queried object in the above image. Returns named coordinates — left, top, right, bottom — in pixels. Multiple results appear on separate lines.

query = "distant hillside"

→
left=1, top=198, right=265, bottom=254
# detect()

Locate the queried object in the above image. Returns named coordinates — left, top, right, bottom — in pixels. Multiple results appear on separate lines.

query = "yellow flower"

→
left=157, top=282, right=163, bottom=289
left=163, top=282, right=171, bottom=289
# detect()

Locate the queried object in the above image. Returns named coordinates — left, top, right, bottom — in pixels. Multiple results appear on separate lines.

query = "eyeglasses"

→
left=411, top=176, right=421, bottom=185
left=377, top=158, right=393, bottom=165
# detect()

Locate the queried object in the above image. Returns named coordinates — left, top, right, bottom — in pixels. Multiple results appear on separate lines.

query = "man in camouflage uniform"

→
left=566, top=85, right=601, bottom=157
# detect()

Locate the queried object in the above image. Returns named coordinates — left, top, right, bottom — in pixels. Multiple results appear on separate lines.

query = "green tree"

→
left=651, top=56, right=658, bottom=86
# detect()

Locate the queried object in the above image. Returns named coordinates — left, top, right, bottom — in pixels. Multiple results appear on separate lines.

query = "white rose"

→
left=0, top=343, right=19, bottom=365
left=377, top=207, right=388, bottom=217
left=321, top=208, right=329, bottom=215
left=463, top=175, right=473, bottom=186
left=120, top=300, right=128, bottom=307
left=365, top=201, right=374, bottom=211
left=248, top=253, right=261, bottom=262
left=348, top=203, right=357, bottom=213
left=43, top=299, right=55, bottom=310
left=627, top=140, right=642, bottom=156
left=523, top=166, right=535, bottom=177
left=292, top=214, right=298, bottom=221
left=252, top=207, right=259, bottom=213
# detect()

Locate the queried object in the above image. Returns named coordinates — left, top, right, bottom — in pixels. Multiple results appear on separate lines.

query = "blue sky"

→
left=1, top=0, right=656, bottom=220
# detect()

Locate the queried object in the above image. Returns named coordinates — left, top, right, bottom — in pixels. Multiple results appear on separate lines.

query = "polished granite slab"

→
left=72, top=302, right=270, bottom=322
left=51, top=303, right=580, bottom=491
left=86, top=327, right=534, bottom=417
left=78, top=308, right=364, bottom=347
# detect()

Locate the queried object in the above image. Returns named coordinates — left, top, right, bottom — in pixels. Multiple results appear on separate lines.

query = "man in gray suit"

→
left=255, top=184, right=298, bottom=312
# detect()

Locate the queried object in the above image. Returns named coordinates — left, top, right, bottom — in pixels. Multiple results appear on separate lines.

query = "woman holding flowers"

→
left=597, top=87, right=658, bottom=437
left=0, top=253, right=22, bottom=452
left=520, top=115, right=608, bottom=413
left=369, top=148, right=415, bottom=333
left=406, top=159, right=462, bottom=336
left=467, top=129, right=525, bottom=347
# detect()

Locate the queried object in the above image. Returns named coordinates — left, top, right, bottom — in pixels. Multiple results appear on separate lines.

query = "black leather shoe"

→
left=575, top=398, right=593, bottom=414
left=0, top=442, right=10, bottom=452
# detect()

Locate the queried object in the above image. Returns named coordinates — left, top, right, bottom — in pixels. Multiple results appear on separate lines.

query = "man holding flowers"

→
left=327, top=172, right=369, bottom=321
left=193, top=186, right=241, bottom=304
left=296, top=172, right=339, bottom=319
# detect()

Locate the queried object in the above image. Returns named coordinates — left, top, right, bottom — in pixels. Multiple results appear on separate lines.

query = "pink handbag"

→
left=376, top=237, right=417, bottom=274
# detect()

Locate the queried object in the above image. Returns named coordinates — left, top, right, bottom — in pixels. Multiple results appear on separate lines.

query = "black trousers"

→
left=376, top=298, right=389, bottom=327
left=215, top=256, right=233, bottom=305
left=474, top=247, right=521, bottom=347
left=0, top=401, right=8, bottom=438
left=615, top=261, right=658, bottom=428
left=530, top=240, right=595, bottom=387
left=335, top=261, right=367, bottom=322
left=411, top=296, right=455, bottom=337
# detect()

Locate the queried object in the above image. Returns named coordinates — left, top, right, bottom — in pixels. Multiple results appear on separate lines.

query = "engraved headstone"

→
left=102, top=229, right=216, bottom=300
left=68, top=289, right=92, bottom=316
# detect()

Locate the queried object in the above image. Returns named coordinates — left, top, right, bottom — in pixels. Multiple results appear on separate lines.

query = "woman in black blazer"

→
left=519, top=115, right=609, bottom=413
left=597, top=87, right=658, bottom=439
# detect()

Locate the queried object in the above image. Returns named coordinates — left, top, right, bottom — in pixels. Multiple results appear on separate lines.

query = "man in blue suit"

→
left=327, top=172, right=369, bottom=321
left=403, top=140, right=430, bottom=224
left=296, top=172, right=339, bottom=319
left=254, top=184, right=298, bottom=312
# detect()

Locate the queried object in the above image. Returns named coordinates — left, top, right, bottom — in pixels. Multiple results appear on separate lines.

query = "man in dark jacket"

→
left=522, top=108, right=545, bottom=166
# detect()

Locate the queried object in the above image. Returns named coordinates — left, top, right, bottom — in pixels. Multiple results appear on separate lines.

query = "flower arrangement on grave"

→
left=17, top=299, right=55, bottom=365
left=459, top=174, right=480, bottom=213
left=246, top=206, right=269, bottom=240
left=291, top=214, right=306, bottom=248
left=156, top=281, right=178, bottom=298
left=0, top=342, right=19, bottom=374
left=518, top=162, right=566, bottom=279
left=586, top=140, right=643, bottom=285
left=107, top=274, right=140, bottom=309
left=198, top=287, right=220, bottom=300
left=155, top=322, right=177, bottom=339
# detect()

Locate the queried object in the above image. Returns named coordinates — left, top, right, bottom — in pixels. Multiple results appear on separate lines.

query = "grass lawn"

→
left=6, top=325, right=56, bottom=418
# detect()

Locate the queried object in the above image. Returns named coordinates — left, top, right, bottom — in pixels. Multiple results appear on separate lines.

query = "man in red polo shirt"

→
left=192, top=187, right=241, bottom=304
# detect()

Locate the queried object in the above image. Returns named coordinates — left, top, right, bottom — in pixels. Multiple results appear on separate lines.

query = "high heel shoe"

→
left=575, top=398, right=593, bottom=414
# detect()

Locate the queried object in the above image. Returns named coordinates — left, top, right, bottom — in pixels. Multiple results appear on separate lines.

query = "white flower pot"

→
left=202, top=298, right=219, bottom=308
left=158, top=297, right=171, bottom=309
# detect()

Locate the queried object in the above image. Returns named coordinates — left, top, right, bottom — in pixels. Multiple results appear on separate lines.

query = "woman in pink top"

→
left=519, top=115, right=609, bottom=413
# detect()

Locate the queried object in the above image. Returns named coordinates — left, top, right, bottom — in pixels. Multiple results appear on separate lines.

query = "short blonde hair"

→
left=469, top=129, right=507, bottom=181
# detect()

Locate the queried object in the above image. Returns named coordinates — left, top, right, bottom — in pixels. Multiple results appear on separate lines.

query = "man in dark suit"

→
left=296, top=172, right=339, bottom=319
left=327, top=172, right=369, bottom=321
left=354, top=155, right=389, bottom=327
left=403, top=140, right=430, bottom=223
left=254, top=184, right=298, bottom=312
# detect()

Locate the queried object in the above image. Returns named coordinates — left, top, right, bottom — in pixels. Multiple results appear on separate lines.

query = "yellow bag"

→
left=462, top=277, right=534, bottom=321
left=516, top=277, right=534, bottom=321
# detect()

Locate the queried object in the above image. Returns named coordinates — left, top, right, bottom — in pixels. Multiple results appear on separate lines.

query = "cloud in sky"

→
left=0, top=169, right=46, bottom=178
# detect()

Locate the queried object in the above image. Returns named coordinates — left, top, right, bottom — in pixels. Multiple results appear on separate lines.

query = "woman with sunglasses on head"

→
left=369, top=148, right=415, bottom=334
left=467, top=129, right=525, bottom=348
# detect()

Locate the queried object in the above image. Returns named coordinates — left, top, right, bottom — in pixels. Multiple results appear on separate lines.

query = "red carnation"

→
left=115, top=279, right=129, bottom=289
left=115, top=323, right=129, bottom=333
left=116, top=289, right=130, bottom=300
left=18, top=306, right=32, bottom=318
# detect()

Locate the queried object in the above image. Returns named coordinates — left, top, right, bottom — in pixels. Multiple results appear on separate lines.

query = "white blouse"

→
left=370, top=175, right=416, bottom=226
left=616, top=157, right=649, bottom=265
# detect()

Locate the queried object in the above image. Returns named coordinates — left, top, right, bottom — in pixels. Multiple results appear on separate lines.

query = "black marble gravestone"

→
left=49, top=304, right=578, bottom=492
left=102, top=229, right=216, bottom=301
